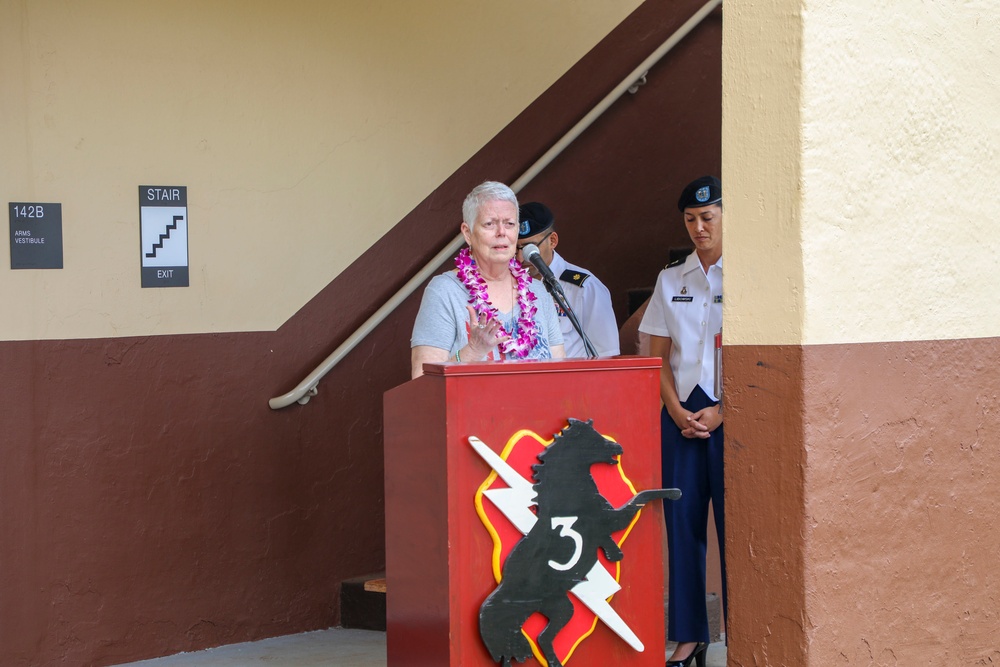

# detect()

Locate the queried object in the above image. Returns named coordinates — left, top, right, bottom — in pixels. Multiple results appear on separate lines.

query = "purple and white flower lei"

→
left=455, top=247, right=539, bottom=358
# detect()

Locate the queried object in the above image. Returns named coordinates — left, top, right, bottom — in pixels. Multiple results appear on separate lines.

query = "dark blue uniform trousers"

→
left=661, top=384, right=726, bottom=643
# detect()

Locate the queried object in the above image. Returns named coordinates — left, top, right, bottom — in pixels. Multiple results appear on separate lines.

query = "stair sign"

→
left=139, top=185, right=189, bottom=288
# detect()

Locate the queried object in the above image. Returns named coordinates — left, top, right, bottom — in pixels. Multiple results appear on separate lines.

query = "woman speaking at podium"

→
left=410, top=181, right=564, bottom=379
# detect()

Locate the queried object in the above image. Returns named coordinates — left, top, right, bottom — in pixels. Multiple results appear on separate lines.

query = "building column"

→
left=722, top=1, right=1000, bottom=664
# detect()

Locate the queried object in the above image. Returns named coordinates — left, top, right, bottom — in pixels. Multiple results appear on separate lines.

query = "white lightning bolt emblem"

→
left=468, top=436, right=645, bottom=652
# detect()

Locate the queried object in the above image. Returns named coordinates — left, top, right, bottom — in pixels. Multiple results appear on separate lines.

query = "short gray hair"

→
left=462, top=181, right=518, bottom=228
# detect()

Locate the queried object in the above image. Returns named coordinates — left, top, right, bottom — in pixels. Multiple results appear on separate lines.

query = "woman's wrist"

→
left=461, top=343, right=485, bottom=362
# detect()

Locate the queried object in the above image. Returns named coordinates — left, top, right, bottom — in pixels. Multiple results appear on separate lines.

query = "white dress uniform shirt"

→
left=638, top=251, right=723, bottom=402
left=548, top=251, right=620, bottom=358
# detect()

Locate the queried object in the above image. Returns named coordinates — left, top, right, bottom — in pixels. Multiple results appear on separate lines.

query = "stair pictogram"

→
left=146, top=215, right=183, bottom=258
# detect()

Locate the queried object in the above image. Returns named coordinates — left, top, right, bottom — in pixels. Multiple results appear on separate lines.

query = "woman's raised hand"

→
left=466, top=305, right=511, bottom=358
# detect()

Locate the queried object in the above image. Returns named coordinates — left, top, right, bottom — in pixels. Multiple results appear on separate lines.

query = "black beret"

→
left=677, top=176, right=722, bottom=211
left=518, top=202, right=555, bottom=239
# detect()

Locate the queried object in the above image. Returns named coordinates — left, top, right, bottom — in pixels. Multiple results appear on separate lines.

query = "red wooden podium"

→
left=383, top=356, right=665, bottom=667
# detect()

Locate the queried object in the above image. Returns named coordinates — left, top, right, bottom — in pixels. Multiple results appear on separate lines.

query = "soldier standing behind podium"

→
left=639, top=176, right=724, bottom=667
left=515, top=202, right=620, bottom=358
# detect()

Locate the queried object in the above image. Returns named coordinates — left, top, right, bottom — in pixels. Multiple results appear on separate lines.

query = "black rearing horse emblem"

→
left=476, top=419, right=679, bottom=667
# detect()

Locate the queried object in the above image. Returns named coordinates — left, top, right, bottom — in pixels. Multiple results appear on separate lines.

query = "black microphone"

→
left=521, top=243, right=565, bottom=296
left=521, top=242, right=598, bottom=358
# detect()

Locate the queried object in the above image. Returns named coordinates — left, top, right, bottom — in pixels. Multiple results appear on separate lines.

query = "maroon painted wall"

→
left=0, top=2, right=722, bottom=665
left=725, top=339, right=1000, bottom=664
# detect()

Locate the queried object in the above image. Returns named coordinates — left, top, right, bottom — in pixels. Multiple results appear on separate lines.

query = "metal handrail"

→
left=269, top=0, right=722, bottom=409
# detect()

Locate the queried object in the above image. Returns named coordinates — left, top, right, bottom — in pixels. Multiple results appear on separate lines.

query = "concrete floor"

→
left=111, top=628, right=727, bottom=667
left=111, top=629, right=385, bottom=667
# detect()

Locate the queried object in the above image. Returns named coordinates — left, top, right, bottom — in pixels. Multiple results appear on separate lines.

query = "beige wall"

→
left=0, top=0, right=641, bottom=341
left=723, top=0, right=1000, bottom=347
left=720, top=0, right=805, bottom=347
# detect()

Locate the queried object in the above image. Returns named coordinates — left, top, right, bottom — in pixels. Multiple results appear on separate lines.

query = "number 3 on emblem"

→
left=548, top=516, right=583, bottom=571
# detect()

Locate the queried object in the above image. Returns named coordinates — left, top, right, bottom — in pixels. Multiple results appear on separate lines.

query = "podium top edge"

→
left=421, top=355, right=662, bottom=377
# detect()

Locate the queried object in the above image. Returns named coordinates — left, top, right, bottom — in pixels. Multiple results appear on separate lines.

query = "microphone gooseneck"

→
left=519, top=243, right=598, bottom=359
left=520, top=243, right=564, bottom=296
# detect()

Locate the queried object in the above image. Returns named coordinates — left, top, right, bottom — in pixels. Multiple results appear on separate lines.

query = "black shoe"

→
left=666, top=641, right=708, bottom=667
